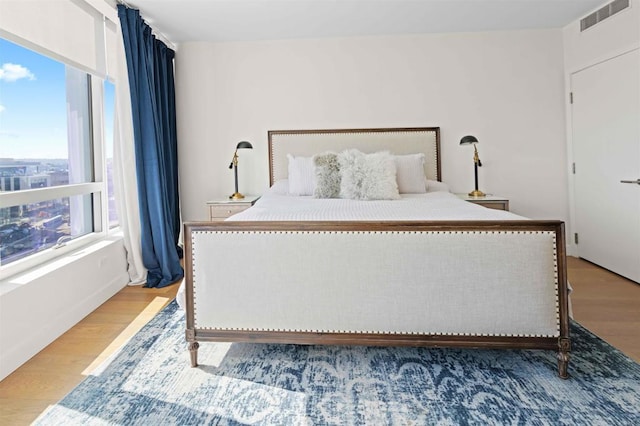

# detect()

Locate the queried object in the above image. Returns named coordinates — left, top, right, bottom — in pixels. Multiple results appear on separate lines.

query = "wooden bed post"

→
left=556, top=222, right=571, bottom=379
left=186, top=329, right=199, bottom=367
left=184, top=226, right=199, bottom=368
left=558, top=337, right=571, bottom=379
left=188, top=341, right=199, bottom=368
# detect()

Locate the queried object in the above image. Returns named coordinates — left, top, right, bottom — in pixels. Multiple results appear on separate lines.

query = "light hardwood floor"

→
left=0, top=282, right=180, bottom=425
left=0, top=256, right=638, bottom=425
left=566, top=256, right=640, bottom=362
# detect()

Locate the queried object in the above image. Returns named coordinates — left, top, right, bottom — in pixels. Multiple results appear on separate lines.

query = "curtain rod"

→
left=115, top=0, right=177, bottom=50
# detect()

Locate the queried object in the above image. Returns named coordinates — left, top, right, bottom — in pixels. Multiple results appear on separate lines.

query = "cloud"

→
left=0, top=104, right=5, bottom=113
left=0, top=63, right=36, bottom=82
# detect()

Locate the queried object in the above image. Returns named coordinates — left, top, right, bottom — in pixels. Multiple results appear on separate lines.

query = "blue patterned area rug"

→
left=35, top=301, right=640, bottom=425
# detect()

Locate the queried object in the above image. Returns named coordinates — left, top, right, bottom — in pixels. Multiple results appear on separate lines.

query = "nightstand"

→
left=206, top=196, right=260, bottom=221
left=456, top=194, right=509, bottom=211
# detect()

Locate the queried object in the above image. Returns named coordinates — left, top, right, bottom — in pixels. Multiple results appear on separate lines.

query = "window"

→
left=104, top=80, right=118, bottom=228
left=0, top=38, right=113, bottom=271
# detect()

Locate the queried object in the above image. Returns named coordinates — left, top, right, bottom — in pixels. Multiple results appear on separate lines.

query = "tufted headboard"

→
left=267, top=127, right=441, bottom=186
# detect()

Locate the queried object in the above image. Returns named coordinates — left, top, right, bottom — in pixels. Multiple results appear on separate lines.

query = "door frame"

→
left=564, top=44, right=640, bottom=257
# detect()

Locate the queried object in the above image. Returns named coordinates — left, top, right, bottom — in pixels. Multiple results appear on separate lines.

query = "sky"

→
left=0, top=38, right=114, bottom=160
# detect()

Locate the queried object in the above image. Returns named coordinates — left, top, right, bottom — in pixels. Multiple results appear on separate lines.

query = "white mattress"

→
left=229, top=189, right=523, bottom=222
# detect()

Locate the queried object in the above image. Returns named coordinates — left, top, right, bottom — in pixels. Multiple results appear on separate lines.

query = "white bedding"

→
left=230, top=188, right=523, bottom=222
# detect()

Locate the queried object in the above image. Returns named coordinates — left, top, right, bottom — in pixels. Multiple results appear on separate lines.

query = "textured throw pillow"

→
left=313, top=152, right=341, bottom=198
left=394, top=153, right=427, bottom=193
left=338, top=149, right=400, bottom=200
left=287, top=154, right=315, bottom=196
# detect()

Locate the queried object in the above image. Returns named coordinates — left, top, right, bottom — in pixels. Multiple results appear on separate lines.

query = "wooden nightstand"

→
left=206, top=196, right=260, bottom=221
left=456, top=194, right=509, bottom=211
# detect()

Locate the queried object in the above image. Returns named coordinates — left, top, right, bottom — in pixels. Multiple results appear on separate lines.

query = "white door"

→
left=572, top=48, right=640, bottom=283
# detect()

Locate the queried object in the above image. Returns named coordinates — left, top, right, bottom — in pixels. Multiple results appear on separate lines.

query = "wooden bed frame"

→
left=184, top=127, right=571, bottom=379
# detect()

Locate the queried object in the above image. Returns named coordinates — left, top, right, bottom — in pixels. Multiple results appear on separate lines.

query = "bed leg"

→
left=188, top=341, right=199, bottom=367
left=557, top=337, right=571, bottom=379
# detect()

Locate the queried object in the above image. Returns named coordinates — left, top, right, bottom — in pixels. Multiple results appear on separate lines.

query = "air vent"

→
left=580, top=0, right=630, bottom=31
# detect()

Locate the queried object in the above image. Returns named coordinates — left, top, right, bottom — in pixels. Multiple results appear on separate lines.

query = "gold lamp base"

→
left=229, top=192, right=245, bottom=200
left=468, top=189, right=486, bottom=198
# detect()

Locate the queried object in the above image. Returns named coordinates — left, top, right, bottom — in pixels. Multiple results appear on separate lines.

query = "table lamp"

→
left=460, top=135, right=485, bottom=198
left=228, top=141, right=253, bottom=200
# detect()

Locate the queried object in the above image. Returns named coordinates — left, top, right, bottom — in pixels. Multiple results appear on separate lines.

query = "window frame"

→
left=0, top=46, right=118, bottom=280
left=102, top=78, right=119, bottom=230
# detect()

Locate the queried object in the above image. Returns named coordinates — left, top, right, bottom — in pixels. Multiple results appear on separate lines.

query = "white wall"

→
left=0, top=238, right=129, bottom=380
left=176, top=29, right=569, bottom=223
left=564, top=0, right=640, bottom=72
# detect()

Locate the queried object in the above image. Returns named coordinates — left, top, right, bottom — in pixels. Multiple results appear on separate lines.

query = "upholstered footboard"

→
left=184, top=220, right=571, bottom=378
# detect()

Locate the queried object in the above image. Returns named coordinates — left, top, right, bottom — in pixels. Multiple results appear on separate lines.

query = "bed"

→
left=182, top=127, right=571, bottom=379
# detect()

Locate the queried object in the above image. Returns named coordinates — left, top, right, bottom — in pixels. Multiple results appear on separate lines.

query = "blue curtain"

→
left=118, top=5, right=183, bottom=288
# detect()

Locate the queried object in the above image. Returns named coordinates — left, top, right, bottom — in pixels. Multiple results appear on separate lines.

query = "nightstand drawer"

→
left=206, top=195, right=260, bottom=221
left=472, top=200, right=509, bottom=211
left=455, top=194, right=509, bottom=211
left=209, top=204, right=250, bottom=220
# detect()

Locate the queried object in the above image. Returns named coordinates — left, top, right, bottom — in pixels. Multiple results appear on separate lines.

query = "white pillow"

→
left=426, top=179, right=450, bottom=193
left=287, top=154, right=315, bottom=196
left=269, top=179, right=290, bottom=195
left=394, top=153, right=427, bottom=193
left=338, top=149, right=400, bottom=200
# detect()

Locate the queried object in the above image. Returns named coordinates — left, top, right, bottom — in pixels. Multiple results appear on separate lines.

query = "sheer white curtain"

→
left=113, top=23, right=146, bottom=286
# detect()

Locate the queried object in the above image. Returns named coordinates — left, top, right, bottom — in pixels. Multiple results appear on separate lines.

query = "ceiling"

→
left=123, top=0, right=605, bottom=44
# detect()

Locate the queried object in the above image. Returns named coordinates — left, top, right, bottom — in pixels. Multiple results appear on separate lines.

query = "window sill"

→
left=0, top=233, right=124, bottom=295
